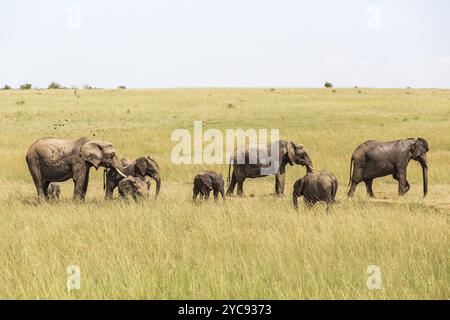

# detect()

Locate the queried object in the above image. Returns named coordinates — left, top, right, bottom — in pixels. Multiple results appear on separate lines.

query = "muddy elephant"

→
left=104, top=156, right=161, bottom=199
left=226, top=140, right=313, bottom=196
left=46, top=182, right=61, bottom=200
left=293, top=170, right=338, bottom=209
left=347, top=138, right=429, bottom=198
left=26, top=137, right=127, bottom=200
left=118, top=176, right=150, bottom=200
left=193, top=170, right=225, bottom=202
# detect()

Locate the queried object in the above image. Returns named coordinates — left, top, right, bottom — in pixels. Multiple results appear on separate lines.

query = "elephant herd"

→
left=25, top=136, right=429, bottom=208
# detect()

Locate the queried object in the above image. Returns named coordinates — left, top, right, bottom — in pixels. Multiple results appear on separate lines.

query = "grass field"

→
left=0, top=88, right=448, bottom=299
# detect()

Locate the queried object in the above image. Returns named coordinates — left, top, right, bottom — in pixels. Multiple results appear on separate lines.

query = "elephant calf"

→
left=47, top=182, right=60, bottom=200
left=193, top=171, right=225, bottom=202
left=118, top=176, right=150, bottom=200
left=293, top=170, right=338, bottom=209
left=104, top=156, right=160, bottom=199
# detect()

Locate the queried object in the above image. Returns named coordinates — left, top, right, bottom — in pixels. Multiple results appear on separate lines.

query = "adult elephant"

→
left=226, top=140, right=313, bottom=196
left=347, top=137, right=429, bottom=198
left=26, top=137, right=127, bottom=200
left=104, top=156, right=161, bottom=199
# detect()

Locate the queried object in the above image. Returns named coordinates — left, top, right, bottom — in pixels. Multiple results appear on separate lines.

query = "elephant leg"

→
left=348, top=166, right=363, bottom=197
left=204, top=190, right=210, bottom=200
left=347, top=181, right=359, bottom=197
left=292, top=193, right=299, bottom=209
left=27, top=161, right=46, bottom=199
left=275, top=173, right=285, bottom=195
left=213, top=190, right=219, bottom=202
left=226, top=172, right=237, bottom=196
left=405, top=179, right=410, bottom=193
left=73, top=169, right=88, bottom=200
left=237, top=177, right=245, bottom=197
left=193, top=188, right=199, bottom=201
left=105, top=178, right=116, bottom=199
left=364, top=179, right=375, bottom=198
left=82, top=172, right=90, bottom=196
left=397, top=170, right=409, bottom=196
left=43, top=181, right=51, bottom=200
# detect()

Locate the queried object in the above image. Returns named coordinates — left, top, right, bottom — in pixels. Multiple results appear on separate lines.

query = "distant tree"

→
left=324, top=82, right=333, bottom=88
left=83, top=84, right=93, bottom=89
left=48, top=82, right=61, bottom=89
left=20, top=83, right=32, bottom=90
left=1, top=85, right=11, bottom=90
left=118, top=85, right=126, bottom=89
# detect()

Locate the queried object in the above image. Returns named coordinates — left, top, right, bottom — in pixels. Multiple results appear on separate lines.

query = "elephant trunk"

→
left=419, top=156, right=428, bottom=197
left=304, top=154, right=314, bottom=173
left=152, top=173, right=161, bottom=197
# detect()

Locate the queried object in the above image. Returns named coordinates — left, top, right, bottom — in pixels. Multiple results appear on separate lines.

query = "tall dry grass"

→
left=0, top=88, right=448, bottom=299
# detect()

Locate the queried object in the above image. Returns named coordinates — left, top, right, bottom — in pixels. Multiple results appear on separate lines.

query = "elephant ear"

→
left=286, top=141, right=295, bottom=166
left=136, top=157, right=148, bottom=176
left=410, top=139, right=421, bottom=159
left=147, top=156, right=159, bottom=169
left=80, top=141, right=102, bottom=169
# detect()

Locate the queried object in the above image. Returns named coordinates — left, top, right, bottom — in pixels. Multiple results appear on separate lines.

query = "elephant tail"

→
left=226, top=161, right=232, bottom=186
left=348, top=156, right=354, bottom=187
left=103, top=169, right=107, bottom=190
left=332, top=178, right=338, bottom=202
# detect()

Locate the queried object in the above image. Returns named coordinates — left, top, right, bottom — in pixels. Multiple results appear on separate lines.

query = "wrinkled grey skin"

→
left=293, top=170, right=338, bottom=209
left=118, top=176, right=150, bottom=200
left=193, top=170, right=225, bottom=202
left=26, top=137, right=124, bottom=201
left=226, top=140, right=313, bottom=197
left=104, top=156, right=160, bottom=199
left=348, top=138, right=429, bottom=198
left=46, top=182, right=61, bottom=200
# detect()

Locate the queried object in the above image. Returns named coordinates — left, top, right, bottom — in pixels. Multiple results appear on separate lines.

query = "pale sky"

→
left=1, top=0, right=449, bottom=88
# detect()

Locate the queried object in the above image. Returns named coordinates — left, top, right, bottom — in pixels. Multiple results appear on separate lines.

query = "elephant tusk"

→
left=115, top=168, right=128, bottom=178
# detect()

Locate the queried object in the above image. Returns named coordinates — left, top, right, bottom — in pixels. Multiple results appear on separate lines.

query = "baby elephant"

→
left=293, top=170, right=338, bottom=209
left=193, top=171, right=225, bottom=202
left=118, top=176, right=150, bottom=200
left=47, top=182, right=61, bottom=200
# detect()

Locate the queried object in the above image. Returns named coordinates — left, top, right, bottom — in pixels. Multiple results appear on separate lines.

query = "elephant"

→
left=226, top=140, right=313, bottom=196
left=347, top=137, right=429, bottom=198
left=118, top=176, right=150, bottom=200
left=26, top=137, right=127, bottom=200
left=292, top=170, right=338, bottom=209
left=193, top=170, right=225, bottom=201
left=104, top=156, right=161, bottom=199
left=46, top=182, right=61, bottom=200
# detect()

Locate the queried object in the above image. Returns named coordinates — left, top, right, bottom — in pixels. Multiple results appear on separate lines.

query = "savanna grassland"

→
left=0, top=88, right=449, bottom=299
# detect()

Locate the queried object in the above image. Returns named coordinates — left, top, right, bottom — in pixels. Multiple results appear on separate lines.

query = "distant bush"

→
left=83, top=84, right=93, bottom=89
left=324, top=82, right=333, bottom=88
left=1, top=85, right=11, bottom=90
left=48, top=82, right=61, bottom=89
left=118, top=85, right=126, bottom=89
left=20, top=83, right=32, bottom=90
